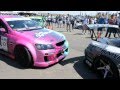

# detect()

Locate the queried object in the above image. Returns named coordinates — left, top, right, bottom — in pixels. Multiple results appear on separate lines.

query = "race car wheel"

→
left=93, top=57, right=119, bottom=79
left=15, top=46, right=33, bottom=68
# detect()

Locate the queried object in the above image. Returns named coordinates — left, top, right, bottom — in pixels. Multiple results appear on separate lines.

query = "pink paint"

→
left=0, top=15, right=69, bottom=67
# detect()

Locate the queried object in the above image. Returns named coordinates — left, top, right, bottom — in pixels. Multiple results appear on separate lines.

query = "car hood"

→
left=18, top=28, right=66, bottom=44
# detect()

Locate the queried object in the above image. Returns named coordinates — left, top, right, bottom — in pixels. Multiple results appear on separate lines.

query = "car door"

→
left=0, top=19, right=9, bottom=52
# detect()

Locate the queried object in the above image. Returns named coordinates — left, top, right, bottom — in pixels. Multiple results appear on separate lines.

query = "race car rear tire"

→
left=93, top=57, right=119, bottom=79
left=15, top=46, right=33, bottom=68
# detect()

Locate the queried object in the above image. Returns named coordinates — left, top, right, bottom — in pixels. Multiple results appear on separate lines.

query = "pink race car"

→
left=0, top=15, right=69, bottom=68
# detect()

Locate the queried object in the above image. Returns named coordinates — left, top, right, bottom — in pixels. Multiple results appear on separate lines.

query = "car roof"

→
left=0, top=15, right=31, bottom=21
left=0, top=15, right=23, bottom=19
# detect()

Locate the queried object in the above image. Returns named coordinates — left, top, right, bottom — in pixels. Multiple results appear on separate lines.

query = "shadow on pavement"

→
left=59, top=56, right=98, bottom=79
left=57, top=30, right=67, bottom=32
left=59, top=56, right=80, bottom=66
left=0, top=54, right=27, bottom=69
left=73, top=33, right=84, bottom=35
left=85, top=36, right=91, bottom=38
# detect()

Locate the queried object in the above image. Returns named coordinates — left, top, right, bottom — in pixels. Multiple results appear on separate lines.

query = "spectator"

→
left=50, top=14, right=54, bottom=28
left=71, top=16, right=75, bottom=30
left=89, top=17, right=92, bottom=24
left=57, top=15, right=62, bottom=28
left=46, top=13, right=52, bottom=27
left=55, top=15, right=58, bottom=26
left=66, top=15, right=71, bottom=32
left=117, top=13, right=120, bottom=37
left=117, top=13, right=120, bottom=27
left=97, top=14, right=105, bottom=38
left=105, top=15, right=117, bottom=38
left=62, top=16, right=66, bottom=28
left=94, top=17, right=97, bottom=24
left=97, top=14, right=105, bottom=24
left=91, top=18, right=95, bottom=24
left=82, top=16, right=88, bottom=34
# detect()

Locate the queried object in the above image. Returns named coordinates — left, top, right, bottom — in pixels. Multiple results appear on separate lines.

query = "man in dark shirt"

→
left=97, top=14, right=105, bottom=38
left=105, top=15, right=117, bottom=38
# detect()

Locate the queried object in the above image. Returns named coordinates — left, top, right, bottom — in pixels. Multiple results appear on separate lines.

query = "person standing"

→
left=82, top=16, right=88, bottom=34
left=59, top=16, right=63, bottom=28
left=46, top=13, right=52, bottom=27
left=94, top=17, right=97, bottom=24
left=117, top=13, right=120, bottom=27
left=70, top=16, right=75, bottom=30
left=91, top=18, right=95, bottom=24
left=50, top=14, right=53, bottom=29
left=97, top=14, right=105, bottom=38
left=66, top=15, right=71, bottom=32
left=105, top=15, right=117, bottom=38
left=89, top=17, right=92, bottom=24
left=117, top=13, right=120, bottom=37
left=55, top=15, right=58, bottom=26
left=62, top=16, right=66, bottom=28
left=57, top=15, right=62, bottom=28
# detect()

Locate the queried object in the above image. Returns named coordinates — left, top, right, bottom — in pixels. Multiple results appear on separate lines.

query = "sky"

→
left=36, top=11, right=119, bottom=16
left=4, top=11, right=119, bottom=16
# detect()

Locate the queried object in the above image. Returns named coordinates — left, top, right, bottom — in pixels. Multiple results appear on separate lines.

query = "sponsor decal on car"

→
left=0, top=36, right=8, bottom=51
left=89, top=43, right=120, bottom=61
left=35, top=31, right=52, bottom=38
left=101, top=48, right=120, bottom=60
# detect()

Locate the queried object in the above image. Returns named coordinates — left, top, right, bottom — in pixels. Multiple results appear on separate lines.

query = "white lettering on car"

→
left=89, top=43, right=120, bottom=61
left=35, top=31, right=52, bottom=38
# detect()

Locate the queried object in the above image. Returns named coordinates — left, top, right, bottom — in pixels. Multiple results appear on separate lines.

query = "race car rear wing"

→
left=82, top=24, right=120, bottom=41
left=86, top=24, right=119, bottom=30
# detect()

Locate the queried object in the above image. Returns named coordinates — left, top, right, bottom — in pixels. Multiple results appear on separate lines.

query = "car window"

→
left=32, top=19, right=42, bottom=22
left=24, top=20, right=38, bottom=27
left=0, top=19, right=8, bottom=32
left=7, top=20, right=41, bottom=30
left=8, top=20, right=26, bottom=29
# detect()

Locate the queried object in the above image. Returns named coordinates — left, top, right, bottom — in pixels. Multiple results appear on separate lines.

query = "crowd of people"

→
left=44, top=13, right=75, bottom=32
left=39, top=13, right=120, bottom=39
left=1, top=12, right=120, bottom=40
